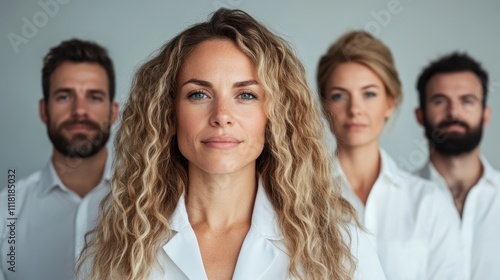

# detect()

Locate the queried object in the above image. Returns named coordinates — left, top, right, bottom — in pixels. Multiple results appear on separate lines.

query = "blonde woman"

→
left=78, top=9, right=384, bottom=280
left=316, top=30, right=461, bottom=280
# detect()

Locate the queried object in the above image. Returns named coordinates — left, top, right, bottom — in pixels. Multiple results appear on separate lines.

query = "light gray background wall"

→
left=1, top=0, right=499, bottom=189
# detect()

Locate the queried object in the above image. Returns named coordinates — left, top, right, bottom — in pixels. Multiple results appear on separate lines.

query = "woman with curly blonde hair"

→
left=78, top=10, right=385, bottom=280
left=317, top=30, right=461, bottom=280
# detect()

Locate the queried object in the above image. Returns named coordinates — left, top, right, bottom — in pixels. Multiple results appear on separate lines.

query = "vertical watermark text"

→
left=6, top=169, right=17, bottom=272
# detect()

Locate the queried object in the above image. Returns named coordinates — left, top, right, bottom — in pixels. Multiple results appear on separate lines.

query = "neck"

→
left=430, top=147, right=483, bottom=188
left=51, top=148, right=108, bottom=197
left=185, top=166, right=257, bottom=231
left=337, top=142, right=381, bottom=196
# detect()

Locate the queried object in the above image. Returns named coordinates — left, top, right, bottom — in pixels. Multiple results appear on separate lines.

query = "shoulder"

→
left=489, top=170, right=500, bottom=190
left=486, top=162, right=500, bottom=183
left=0, top=170, right=43, bottom=237
left=477, top=156, right=500, bottom=190
left=1, top=169, right=42, bottom=200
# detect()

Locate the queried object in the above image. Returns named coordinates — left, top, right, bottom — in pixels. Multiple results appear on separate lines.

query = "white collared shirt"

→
left=334, top=149, right=461, bottom=280
left=416, top=157, right=500, bottom=280
left=0, top=158, right=111, bottom=280
left=144, top=180, right=386, bottom=279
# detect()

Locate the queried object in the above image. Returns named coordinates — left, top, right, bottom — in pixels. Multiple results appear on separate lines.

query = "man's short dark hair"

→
left=416, top=52, right=488, bottom=111
left=42, top=38, right=115, bottom=102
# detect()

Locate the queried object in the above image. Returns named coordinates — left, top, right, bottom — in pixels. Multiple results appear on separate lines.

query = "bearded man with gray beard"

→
left=0, top=39, right=118, bottom=280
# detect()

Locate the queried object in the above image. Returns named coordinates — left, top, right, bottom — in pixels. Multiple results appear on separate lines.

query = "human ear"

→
left=39, top=98, right=48, bottom=124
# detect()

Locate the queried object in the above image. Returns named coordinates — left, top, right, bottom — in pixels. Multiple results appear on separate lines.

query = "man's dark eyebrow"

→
left=460, top=93, right=481, bottom=100
left=429, top=93, right=448, bottom=99
left=52, top=88, right=107, bottom=94
left=53, top=88, right=73, bottom=95
left=88, top=89, right=106, bottom=95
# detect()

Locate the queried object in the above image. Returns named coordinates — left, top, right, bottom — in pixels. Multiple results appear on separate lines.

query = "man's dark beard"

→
left=47, top=119, right=110, bottom=158
left=423, top=116, right=483, bottom=156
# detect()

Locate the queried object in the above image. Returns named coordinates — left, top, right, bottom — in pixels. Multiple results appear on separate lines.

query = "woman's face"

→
left=175, top=39, right=267, bottom=176
left=323, top=62, right=395, bottom=149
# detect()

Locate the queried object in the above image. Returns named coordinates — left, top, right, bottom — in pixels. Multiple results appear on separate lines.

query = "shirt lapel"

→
left=232, top=228, right=280, bottom=280
left=232, top=180, right=282, bottom=280
left=162, top=195, right=208, bottom=280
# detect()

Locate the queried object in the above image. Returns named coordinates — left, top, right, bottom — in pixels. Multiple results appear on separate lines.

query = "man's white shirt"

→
left=334, top=149, right=461, bottom=280
left=0, top=157, right=111, bottom=280
left=416, top=156, right=500, bottom=280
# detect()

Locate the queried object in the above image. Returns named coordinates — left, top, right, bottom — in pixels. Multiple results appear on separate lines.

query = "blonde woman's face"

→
left=324, top=62, right=394, bottom=149
left=175, top=39, right=267, bottom=176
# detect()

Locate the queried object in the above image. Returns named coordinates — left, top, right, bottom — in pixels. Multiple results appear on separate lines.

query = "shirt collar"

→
left=250, top=178, right=283, bottom=240
left=423, top=161, right=449, bottom=192
left=332, top=148, right=400, bottom=187
left=425, top=155, right=499, bottom=189
left=169, top=178, right=283, bottom=240
left=38, top=154, right=113, bottom=197
left=476, top=155, right=498, bottom=188
left=39, top=160, right=64, bottom=196
left=378, top=149, right=402, bottom=186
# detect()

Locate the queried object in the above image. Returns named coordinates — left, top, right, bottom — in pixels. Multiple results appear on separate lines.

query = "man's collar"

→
left=39, top=153, right=113, bottom=197
left=423, top=161, right=450, bottom=191
left=478, top=155, right=499, bottom=187
left=39, top=160, right=64, bottom=197
left=425, top=154, right=498, bottom=189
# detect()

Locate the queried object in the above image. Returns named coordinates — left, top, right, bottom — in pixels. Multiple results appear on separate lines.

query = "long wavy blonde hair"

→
left=78, top=8, right=358, bottom=280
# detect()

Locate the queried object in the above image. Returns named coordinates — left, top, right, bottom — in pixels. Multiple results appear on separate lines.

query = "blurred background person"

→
left=0, top=39, right=118, bottom=280
left=415, top=52, right=500, bottom=280
left=317, top=30, right=460, bottom=280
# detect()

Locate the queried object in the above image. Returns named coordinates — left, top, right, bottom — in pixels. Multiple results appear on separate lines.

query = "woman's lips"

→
left=344, top=123, right=367, bottom=130
left=201, top=136, right=242, bottom=149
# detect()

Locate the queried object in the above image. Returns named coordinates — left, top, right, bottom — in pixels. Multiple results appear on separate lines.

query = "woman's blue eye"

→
left=329, top=93, right=344, bottom=101
left=364, top=91, right=377, bottom=98
left=239, top=92, right=256, bottom=100
left=188, top=91, right=208, bottom=100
